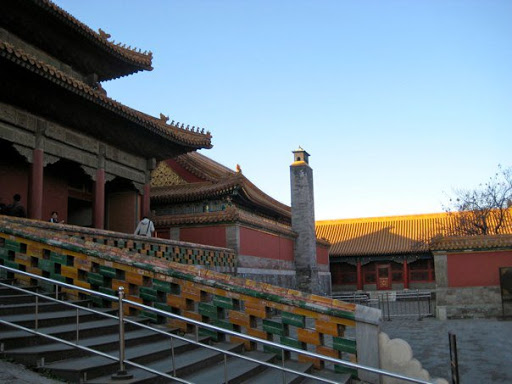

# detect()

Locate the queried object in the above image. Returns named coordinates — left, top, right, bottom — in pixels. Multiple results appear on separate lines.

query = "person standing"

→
left=6, top=194, right=26, bottom=217
left=134, top=216, right=155, bottom=237
left=49, top=211, right=64, bottom=223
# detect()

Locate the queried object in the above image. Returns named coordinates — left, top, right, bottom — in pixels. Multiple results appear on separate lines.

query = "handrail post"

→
left=111, top=286, right=133, bottom=380
left=449, top=332, right=459, bottom=384
left=386, top=293, right=391, bottom=321
left=417, top=290, right=422, bottom=321
left=35, top=295, right=39, bottom=330
left=224, top=353, right=228, bottom=383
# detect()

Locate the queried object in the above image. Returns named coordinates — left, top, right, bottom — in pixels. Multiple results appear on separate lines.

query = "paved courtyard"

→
left=381, top=317, right=512, bottom=384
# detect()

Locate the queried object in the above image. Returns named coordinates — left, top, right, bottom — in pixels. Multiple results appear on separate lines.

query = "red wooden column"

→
left=29, top=148, right=44, bottom=220
left=403, top=259, right=409, bottom=289
left=94, top=168, right=105, bottom=229
left=356, top=261, right=363, bottom=291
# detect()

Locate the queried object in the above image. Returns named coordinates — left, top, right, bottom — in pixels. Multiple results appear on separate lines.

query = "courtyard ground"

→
left=380, top=317, right=512, bottom=384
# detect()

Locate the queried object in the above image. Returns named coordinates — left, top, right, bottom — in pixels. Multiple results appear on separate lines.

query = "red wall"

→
left=240, top=227, right=294, bottom=261
left=108, top=191, right=137, bottom=233
left=0, top=162, right=29, bottom=213
left=447, top=251, right=512, bottom=287
left=180, top=226, right=227, bottom=248
left=43, top=170, right=68, bottom=222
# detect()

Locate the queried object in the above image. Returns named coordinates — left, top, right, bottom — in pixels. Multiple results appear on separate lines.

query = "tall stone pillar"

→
left=290, top=147, right=321, bottom=294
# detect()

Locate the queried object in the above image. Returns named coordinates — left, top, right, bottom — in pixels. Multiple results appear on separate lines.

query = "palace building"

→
left=0, top=0, right=330, bottom=294
left=150, top=149, right=331, bottom=294
left=316, top=213, right=450, bottom=292
left=0, top=0, right=211, bottom=232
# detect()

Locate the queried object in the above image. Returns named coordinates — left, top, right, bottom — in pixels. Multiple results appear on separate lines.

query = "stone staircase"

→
left=0, top=280, right=351, bottom=384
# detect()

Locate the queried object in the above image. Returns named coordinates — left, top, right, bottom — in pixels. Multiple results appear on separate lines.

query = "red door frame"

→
left=377, top=264, right=391, bottom=290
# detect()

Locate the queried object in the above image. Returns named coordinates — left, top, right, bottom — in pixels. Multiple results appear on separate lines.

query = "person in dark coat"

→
left=6, top=194, right=26, bottom=217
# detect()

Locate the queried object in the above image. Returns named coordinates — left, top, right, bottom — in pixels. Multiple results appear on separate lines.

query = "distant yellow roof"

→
left=316, top=211, right=512, bottom=257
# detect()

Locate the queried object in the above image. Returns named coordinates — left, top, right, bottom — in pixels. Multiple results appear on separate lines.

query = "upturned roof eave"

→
left=0, top=41, right=212, bottom=153
left=26, top=0, right=153, bottom=80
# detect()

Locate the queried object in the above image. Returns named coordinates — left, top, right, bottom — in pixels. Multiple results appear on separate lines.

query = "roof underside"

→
left=0, top=0, right=153, bottom=81
left=0, top=41, right=212, bottom=159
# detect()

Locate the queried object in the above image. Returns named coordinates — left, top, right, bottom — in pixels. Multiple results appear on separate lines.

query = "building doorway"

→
left=67, top=196, right=92, bottom=227
left=377, top=264, right=391, bottom=290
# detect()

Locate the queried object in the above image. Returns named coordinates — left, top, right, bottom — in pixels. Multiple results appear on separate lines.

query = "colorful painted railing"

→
left=0, top=216, right=381, bottom=382
left=0, top=216, right=235, bottom=272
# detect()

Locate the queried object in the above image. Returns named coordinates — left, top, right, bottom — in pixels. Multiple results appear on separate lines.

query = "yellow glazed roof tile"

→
left=316, top=211, right=512, bottom=257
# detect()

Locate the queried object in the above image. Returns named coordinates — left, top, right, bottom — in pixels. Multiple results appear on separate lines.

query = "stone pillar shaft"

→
left=290, top=150, right=320, bottom=294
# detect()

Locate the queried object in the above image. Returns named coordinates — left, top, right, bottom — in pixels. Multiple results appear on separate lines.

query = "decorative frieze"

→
left=0, top=122, right=36, bottom=150
left=105, top=160, right=146, bottom=184
left=12, top=144, right=33, bottom=163
left=43, top=153, right=60, bottom=167
left=80, top=165, right=98, bottom=181
left=106, top=145, right=146, bottom=170
left=46, top=121, right=99, bottom=154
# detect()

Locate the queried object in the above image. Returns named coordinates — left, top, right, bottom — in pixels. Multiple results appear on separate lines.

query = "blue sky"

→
left=53, top=0, right=512, bottom=220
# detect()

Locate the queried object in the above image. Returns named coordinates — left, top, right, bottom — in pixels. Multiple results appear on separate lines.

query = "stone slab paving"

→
left=380, top=317, right=512, bottom=384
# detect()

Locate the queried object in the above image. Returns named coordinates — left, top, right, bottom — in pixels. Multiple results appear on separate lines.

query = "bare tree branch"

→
left=443, top=165, right=512, bottom=236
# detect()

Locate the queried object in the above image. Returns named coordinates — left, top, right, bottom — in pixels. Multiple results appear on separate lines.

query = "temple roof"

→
left=0, top=0, right=153, bottom=80
left=0, top=40, right=211, bottom=157
left=431, top=233, right=512, bottom=252
left=154, top=206, right=296, bottom=238
left=174, top=152, right=238, bottom=181
left=316, top=211, right=512, bottom=257
left=151, top=152, right=291, bottom=221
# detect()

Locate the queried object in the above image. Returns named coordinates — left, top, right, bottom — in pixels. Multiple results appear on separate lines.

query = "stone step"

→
left=5, top=328, right=164, bottom=366
left=40, top=335, right=213, bottom=382
left=0, top=316, right=149, bottom=349
left=0, top=299, right=90, bottom=315
left=0, top=307, right=117, bottom=330
left=241, top=359, right=313, bottom=384
left=300, top=367, right=351, bottom=384
left=85, top=341, right=245, bottom=384
left=0, top=285, right=41, bottom=295
left=178, top=349, right=276, bottom=384
left=0, top=293, right=44, bottom=304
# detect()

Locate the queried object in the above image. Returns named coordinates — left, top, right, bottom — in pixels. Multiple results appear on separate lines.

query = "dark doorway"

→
left=105, top=177, right=139, bottom=233
left=68, top=197, right=92, bottom=227
left=45, top=159, right=93, bottom=225
left=377, top=264, right=391, bottom=290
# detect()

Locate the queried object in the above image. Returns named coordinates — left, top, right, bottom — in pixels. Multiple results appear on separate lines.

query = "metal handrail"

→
left=0, top=265, right=435, bottom=384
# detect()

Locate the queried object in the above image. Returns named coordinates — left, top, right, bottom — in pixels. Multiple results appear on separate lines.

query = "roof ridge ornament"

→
left=98, top=28, right=111, bottom=40
left=159, top=113, right=169, bottom=123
